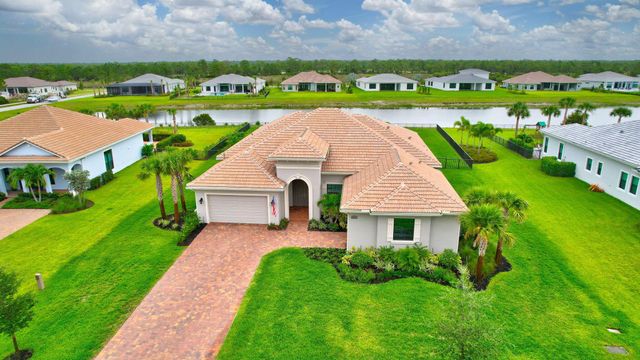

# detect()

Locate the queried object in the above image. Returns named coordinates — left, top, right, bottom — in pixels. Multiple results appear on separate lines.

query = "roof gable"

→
left=282, top=71, right=341, bottom=85
left=268, top=128, right=329, bottom=160
left=504, top=71, right=577, bottom=84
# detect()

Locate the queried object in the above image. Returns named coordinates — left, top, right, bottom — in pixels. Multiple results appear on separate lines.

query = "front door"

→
left=291, top=179, right=309, bottom=207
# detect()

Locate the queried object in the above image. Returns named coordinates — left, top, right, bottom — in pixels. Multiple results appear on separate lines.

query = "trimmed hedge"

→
left=90, top=170, right=115, bottom=190
left=541, top=156, right=576, bottom=177
left=156, top=134, right=187, bottom=150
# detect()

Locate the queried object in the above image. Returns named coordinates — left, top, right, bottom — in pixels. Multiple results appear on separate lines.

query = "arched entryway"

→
left=286, top=177, right=312, bottom=222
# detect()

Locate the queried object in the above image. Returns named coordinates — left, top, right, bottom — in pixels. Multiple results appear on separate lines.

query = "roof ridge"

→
left=396, top=161, right=464, bottom=207
left=371, top=182, right=433, bottom=211
left=341, top=150, right=401, bottom=208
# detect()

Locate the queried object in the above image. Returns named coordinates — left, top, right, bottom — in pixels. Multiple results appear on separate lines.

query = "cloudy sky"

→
left=0, top=0, right=638, bottom=62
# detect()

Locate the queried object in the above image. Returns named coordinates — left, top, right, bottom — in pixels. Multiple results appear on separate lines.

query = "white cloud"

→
left=473, top=9, right=516, bottom=33
left=586, top=3, right=640, bottom=22
left=282, top=0, right=314, bottom=14
left=298, top=15, right=335, bottom=29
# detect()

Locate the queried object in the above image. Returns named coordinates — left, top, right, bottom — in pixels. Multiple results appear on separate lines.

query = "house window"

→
left=327, top=184, right=343, bottom=195
left=585, top=158, right=593, bottom=171
left=407, top=83, right=414, bottom=90
left=393, top=218, right=415, bottom=241
left=630, top=176, right=639, bottom=195
left=369, top=83, right=376, bottom=89
left=103, top=150, right=114, bottom=171
left=449, top=83, right=456, bottom=89
left=205, top=86, right=211, bottom=91
left=287, top=85, right=293, bottom=90
left=485, top=83, right=492, bottom=89
left=557, top=143, right=564, bottom=159
left=596, top=162, right=603, bottom=176
left=619, top=171, right=629, bottom=190
left=543, top=137, right=549, bottom=153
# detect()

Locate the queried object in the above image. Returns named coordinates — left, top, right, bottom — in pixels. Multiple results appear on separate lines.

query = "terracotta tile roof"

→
left=503, top=71, right=577, bottom=84
left=190, top=108, right=465, bottom=214
left=269, top=128, right=329, bottom=160
left=5, top=77, right=53, bottom=88
left=281, top=71, right=341, bottom=85
left=0, top=106, right=153, bottom=162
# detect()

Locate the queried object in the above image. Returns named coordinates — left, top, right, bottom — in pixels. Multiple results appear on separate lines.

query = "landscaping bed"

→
left=461, top=145, right=498, bottom=163
left=1, top=193, right=92, bottom=214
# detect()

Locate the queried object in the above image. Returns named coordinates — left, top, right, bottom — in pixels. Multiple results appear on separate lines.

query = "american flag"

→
left=270, top=196, right=277, bottom=216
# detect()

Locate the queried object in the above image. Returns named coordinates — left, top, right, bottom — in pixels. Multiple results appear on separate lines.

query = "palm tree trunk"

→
left=172, top=115, right=177, bottom=135
left=582, top=113, right=587, bottom=125
left=475, top=255, right=484, bottom=282
left=547, top=114, right=552, bottom=127
left=495, top=239, right=504, bottom=265
left=12, top=333, right=19, bottom=353
left=562, top=107, right=569, bottom=125
left=29, top=187, right=38, bottom=202
left=618, top=116, right=622, bottom=123
left=171, top=175, right=180, bottom=224
left=156, top=173, right=166, bottom=219
left=514, top=116, right=520, bottom=136
left=178, top=174, right=187, bottom=212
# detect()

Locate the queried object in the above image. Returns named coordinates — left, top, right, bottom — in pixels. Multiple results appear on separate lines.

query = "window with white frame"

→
left=387, top=218, right=421, bottom=242
left=630, top=176, right=639, bottom=195
left=585, top=157, right=593, bottom=171
left=543, top=137, right=549, bottom=153
left=596, top=161, right=603, bottom=176
left=619, top=171, right=629, bottom=190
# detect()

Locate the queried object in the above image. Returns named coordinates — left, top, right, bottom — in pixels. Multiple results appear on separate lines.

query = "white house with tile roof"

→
left=106, top=73, right=185, bottom=96
left=577, top=71, right=639, bottom=92
left=540, top=121, right=640, bottom=210
left=200, top=74, right=265, bottom=95
left=188, top=108, right=467, bottom=251
left=281, top=71, right=341, bottom=92
left=426, top=69, right=495, bottom=91
left=0, top=106, right=153, bottom=194
left=356, top=74, right=418, bottom=91
left=3, top=77, right=77, bottom=97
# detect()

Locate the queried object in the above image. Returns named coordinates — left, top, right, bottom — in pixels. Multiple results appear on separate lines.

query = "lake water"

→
left=140, top=106, right=638, bottom=128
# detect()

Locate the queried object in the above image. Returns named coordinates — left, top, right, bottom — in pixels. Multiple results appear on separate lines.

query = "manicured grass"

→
left=0, top=126, right=238, bottom=359
left=219, top=134, right=640, bottom=359
left=153, top=126, right=239, bottom=150
left=411, top=127, right=461, bottom=159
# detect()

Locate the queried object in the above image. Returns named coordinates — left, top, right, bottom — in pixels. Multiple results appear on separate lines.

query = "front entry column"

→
left=0, top=171, right=7, bottom=194
left=147, top=130, right=154, bottom=143
left=20, top=179, right=29, bottom=193
left=44, top=174, right=53, bottom=193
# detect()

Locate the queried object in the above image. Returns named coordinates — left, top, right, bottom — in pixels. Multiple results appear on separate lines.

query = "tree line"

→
left=1, top=59, right=639, bottom=84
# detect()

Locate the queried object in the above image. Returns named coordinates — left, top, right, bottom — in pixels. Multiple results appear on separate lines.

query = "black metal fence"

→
left=437, top=157, right=471, bottom=169
left=435, top=125, right=473, bottom=169
left=205, top=122, right=251, bottom=159
left=491, top=136, right=534, bottom=159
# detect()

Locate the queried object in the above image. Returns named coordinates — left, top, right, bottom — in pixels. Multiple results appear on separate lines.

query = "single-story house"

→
left=188, top=108, right=468, bottom=251
left=3, top=77, right=77, bottom=97
left=426, top=68, right=496, bottom=91
left=281, top=71, right=341, bottom=92
left=540, top=121, right=640, bottom=210
left=503, top=71, right=578, bottom=91
left=577, top=71, right=639, bottom=92
left=0, top=106, right=153, bottom=194
left=356, top=74, right=418, bottom=91
left=200, top=74, right=265, bottom=95
left=106, top=73, right=185, bottom=96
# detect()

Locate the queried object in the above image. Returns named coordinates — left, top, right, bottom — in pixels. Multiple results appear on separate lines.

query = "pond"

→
left=137, top=106, right=637, bottom=128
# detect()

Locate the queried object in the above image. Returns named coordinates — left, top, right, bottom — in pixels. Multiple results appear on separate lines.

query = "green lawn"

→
left=412, top=127, right=462, bottom=159
left=153, top=126, right=238, bottom=150
left=219, top=135, right=640, bottom=359
left=0, top=126, right=239, bottom=359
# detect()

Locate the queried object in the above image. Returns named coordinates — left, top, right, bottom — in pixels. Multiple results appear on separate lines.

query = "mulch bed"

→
left=3, top=349, right=33, bottom=360
left=153, top=214, right=184, bottom=231
left=473, top=256, right=512, bottom=291
left=176, top=223, right=206, bottom=247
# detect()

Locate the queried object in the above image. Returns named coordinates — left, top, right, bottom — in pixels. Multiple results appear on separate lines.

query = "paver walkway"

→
left=0, top=208, right=50, bottom=240
left=96, top=207, right=346, bottom=359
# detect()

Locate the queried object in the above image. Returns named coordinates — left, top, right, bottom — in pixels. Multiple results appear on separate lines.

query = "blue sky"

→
left=0, top=0, right=638, bottom=62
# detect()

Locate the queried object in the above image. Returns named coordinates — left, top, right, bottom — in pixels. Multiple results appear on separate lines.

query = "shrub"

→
left=541, top=156, right=576, bottom=177
left=303, top=248, right=346, bottom=266
left=0, top=96, right=8, bottom=105
left=279, top=217, right=289, bottom=229
left=438, top=249, right=462, bottom=271
left=51, top=195, right=87, bottom=214
left=337, top=263, right=375, bottom=283
left=377, top=246, right=396, bottom=263
left=101, top=170, right=115, bottom=184
left=509, top=137, right=534, bottom=151
left=192, top=113, right=215, bottom=126
left=0, top=192, right=6, bottom=201
left=412, top=243, right=431, bottom=261
left=89, top=176, right=102, bottom=190
left=350, top=251, right=374, bottom=269
left=156, top=134, right=188, bottom=150
left=426, top=267, right=458, bottom=286
left=395, top=248, right=421, bottom=272
left=461, top=145, right=498, bottom=163
left=171, top=141, right=194, bottom=148
left=177, top=211, right=201, bottom=243
left=141, top=144, right=154, bottom=157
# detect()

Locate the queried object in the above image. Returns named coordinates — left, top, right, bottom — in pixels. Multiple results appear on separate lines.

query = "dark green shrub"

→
left=509, top=137, right=534, bottom=151
left=461, top=145, right=498, bottom=163
left=192, top=113, right=215, bottom=126
left=350, top=251, right=374, bottom=269
left=337, top=263, right=375, bottom=283
left=0, top=96, right=8, bottom=105
left=438, top=249, right=462, bottom=271
left=428, top=267, right=458, bottom=286
left=395, top=248, right=421, bottom=272
left=141, top=144, right=154, bottom=157
left=0, top=192, right=6, bottom=201
left=413, top=244, right=431, bottom=261
left=157, top=134, right=188, bottom=150
left=279, top=217, right=289, bottom=229
left=303, top=248, right=346, bottom=266
left=377, top=246, right=395, bottom=263
left=101, top=170, right=115, bottom=184
left=541, top=156, right=576, bottom=177
left=2, top=193, right=59, bottom=209
left=90, top=176, right=102, bottom=190
left=177, top=211, right=202, bottom=243
left=51, top=195, right=87, bottom=214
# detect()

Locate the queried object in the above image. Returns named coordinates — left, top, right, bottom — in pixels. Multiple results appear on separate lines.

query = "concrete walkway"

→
left=96, top=208, right=346, bottom=360
left=0, top=208, right=50, bottom=240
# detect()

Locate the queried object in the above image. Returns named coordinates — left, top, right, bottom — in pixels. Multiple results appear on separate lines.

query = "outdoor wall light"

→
left=199, top=198, right=203, bottom=205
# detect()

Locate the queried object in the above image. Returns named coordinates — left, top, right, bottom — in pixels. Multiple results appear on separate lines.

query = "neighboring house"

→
left=540, top=121, right=640, bottom=210
left=281, top=71, right=341, bottom=92
left=4, top=77, right=77, bottom=96
left=503, top=71, right=578, bottom=91
left=200, top=74, right=265, bottom=95
left=0, top=106, right=153, bottom=194
left=426, top=69, right=495, bottom=91
left=106, top=73, right=185, bottom=96
left=577, top=71, right=639, bottom=92
left=188, top=108, right=467, bottom=252
left=356, top=74, right=418, bottom=91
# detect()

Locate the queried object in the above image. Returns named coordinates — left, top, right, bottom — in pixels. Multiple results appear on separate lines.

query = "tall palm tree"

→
left=492, top=191, right=528, bottom=264
left=7, top=165, right=54, bottom=202
left=609, top=107, right=632, bottom=123
left=507, top=102, right=530, bottom=137
left=540, top=105, right=561, bottom=127
left=139, top=103, right=155, bottom=123
left=460, top=204, right=506, bottom=281
left=168, top=148, right=197, bottom=213
left=138, top=154, right=167, bottom=219
left=463, top=188, right=494, bottom=207
left=162, top=152, right=181, bottom=223
left=453, top=116, right=471, bottom=144
left=559, top=97, right=576, bottom=125
left=167, top=108, right=178, bottom=134
left=577, top=102, right=596, bottom=125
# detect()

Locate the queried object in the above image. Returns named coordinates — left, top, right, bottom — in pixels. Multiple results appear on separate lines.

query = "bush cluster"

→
left=157, top=134, right=189, bottom=150
left=541, top=156, right=576, bottom=177
left=176, top=211, right=203, bottom=243
left=267, top=217, right=290, bottom=231
left=0, top=96, right=8, bottom=105
left=144, top=132, right=171, bottom=142
left=509, top=137, right=534, bottom=151
left=192, top=113, right=216, bottom=126
left=2, top=192, right=59, bottom=209
left=461, top=145, right=498, bottom=163
left=90, top=170, right=115, bottom=190
left=304, top=245, right=462, bottom=286
left=0, top=192, right=6, bottom=202
left=51, top=194, right=89, bottom=214
left=141, top=144, right=154, bottom=157
left=308, top=219, right=343, bottom=232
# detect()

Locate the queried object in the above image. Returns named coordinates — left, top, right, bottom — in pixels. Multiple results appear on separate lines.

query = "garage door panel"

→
left=207, top=195, right=268, bottom=224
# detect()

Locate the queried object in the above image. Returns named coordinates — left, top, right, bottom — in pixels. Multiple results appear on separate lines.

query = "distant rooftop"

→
left=4, top=76, right=76, bottom=88
left=504, top=71, right=577, bottom=84
left=282, top=71, right=341, bottom=85
left=357, top=73, right=418, bottom=83
left=114, top=73, right=184, bottom=86
left=201, top=74, right=263, bottom=86
left=577, top=71, right=638, bottom=82
left=426, top=73, right=495, bottom=83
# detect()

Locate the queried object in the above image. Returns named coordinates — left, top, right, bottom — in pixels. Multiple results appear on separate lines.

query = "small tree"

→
left=64, top=169, right=91, bottom=206
left=453, top=116, right=471, bottom=144
left=317, top=193, right=347, bottom=229
left=167, top=108, right=178, bottom=134
left=7, top=165, right=54, bottom=202
left=540, top=105, right=560, bottom=127
left=609, top=107, right=632, bottom=124
left=559, top=97, right=576, bottom=125
left=0, top=268, right=36, bottom=357
left=192, top=113, right=215, bottom=126
left=435, top=266, right=503, bottom=360
left=577, top=102, right=595, bottom=125
left=460, top=204, right=506, bottom=281
left=139, top=154, right=167, bottom=219
left=507, top=102, right=530, bottom=137
left=105, top=103, right=129, bottom=120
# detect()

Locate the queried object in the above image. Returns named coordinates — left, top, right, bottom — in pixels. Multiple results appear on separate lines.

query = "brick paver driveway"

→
left=0, top=208, right=50, bottom=240
left=96, top=208, right=345, bottom=360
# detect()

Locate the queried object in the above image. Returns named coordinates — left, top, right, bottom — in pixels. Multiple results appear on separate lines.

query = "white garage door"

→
left=207, top=195, right=268, bottom=224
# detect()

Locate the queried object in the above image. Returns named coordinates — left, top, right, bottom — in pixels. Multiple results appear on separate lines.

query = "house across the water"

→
left=281, top=71, right=341, bottom=92
left=577, top=71, right=639, bottom=92
left=503, top=71, right=578, bottom=91
left=356, top=74, right=418, bottom=91
left=425, top=69, right=495, bottom=91
left=106, top=73, right=185, bottom=96
left=200, top=74, right=266, bottom=95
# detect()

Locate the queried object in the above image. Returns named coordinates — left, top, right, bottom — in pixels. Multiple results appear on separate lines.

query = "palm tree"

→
left=577, top=102, right=596, bottom=125
left=162, top=152, right=181, bottom=223
left=460, top=204, right=506, bottom=282
left=463, top=188, right=494, bottom=207
left=167, top=108, right=178, bottom=134
left=138, top=103, right=155, bottom=123
left=610, top=107, right=632, bottom=123
left=492, top=191, right=528, bottom=265
left=507, top=102, right=530, bottom=137
left=559, top=97, right=576, bottom=125
left=169, top=148, right=196, bottom=213
left=453, top=116, right=471, bottom=144
left=540, top=105, right=561, bottom=127
left=7, top=165, right=54, bottom=202
left=138, top=154, right=167, bottom=219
